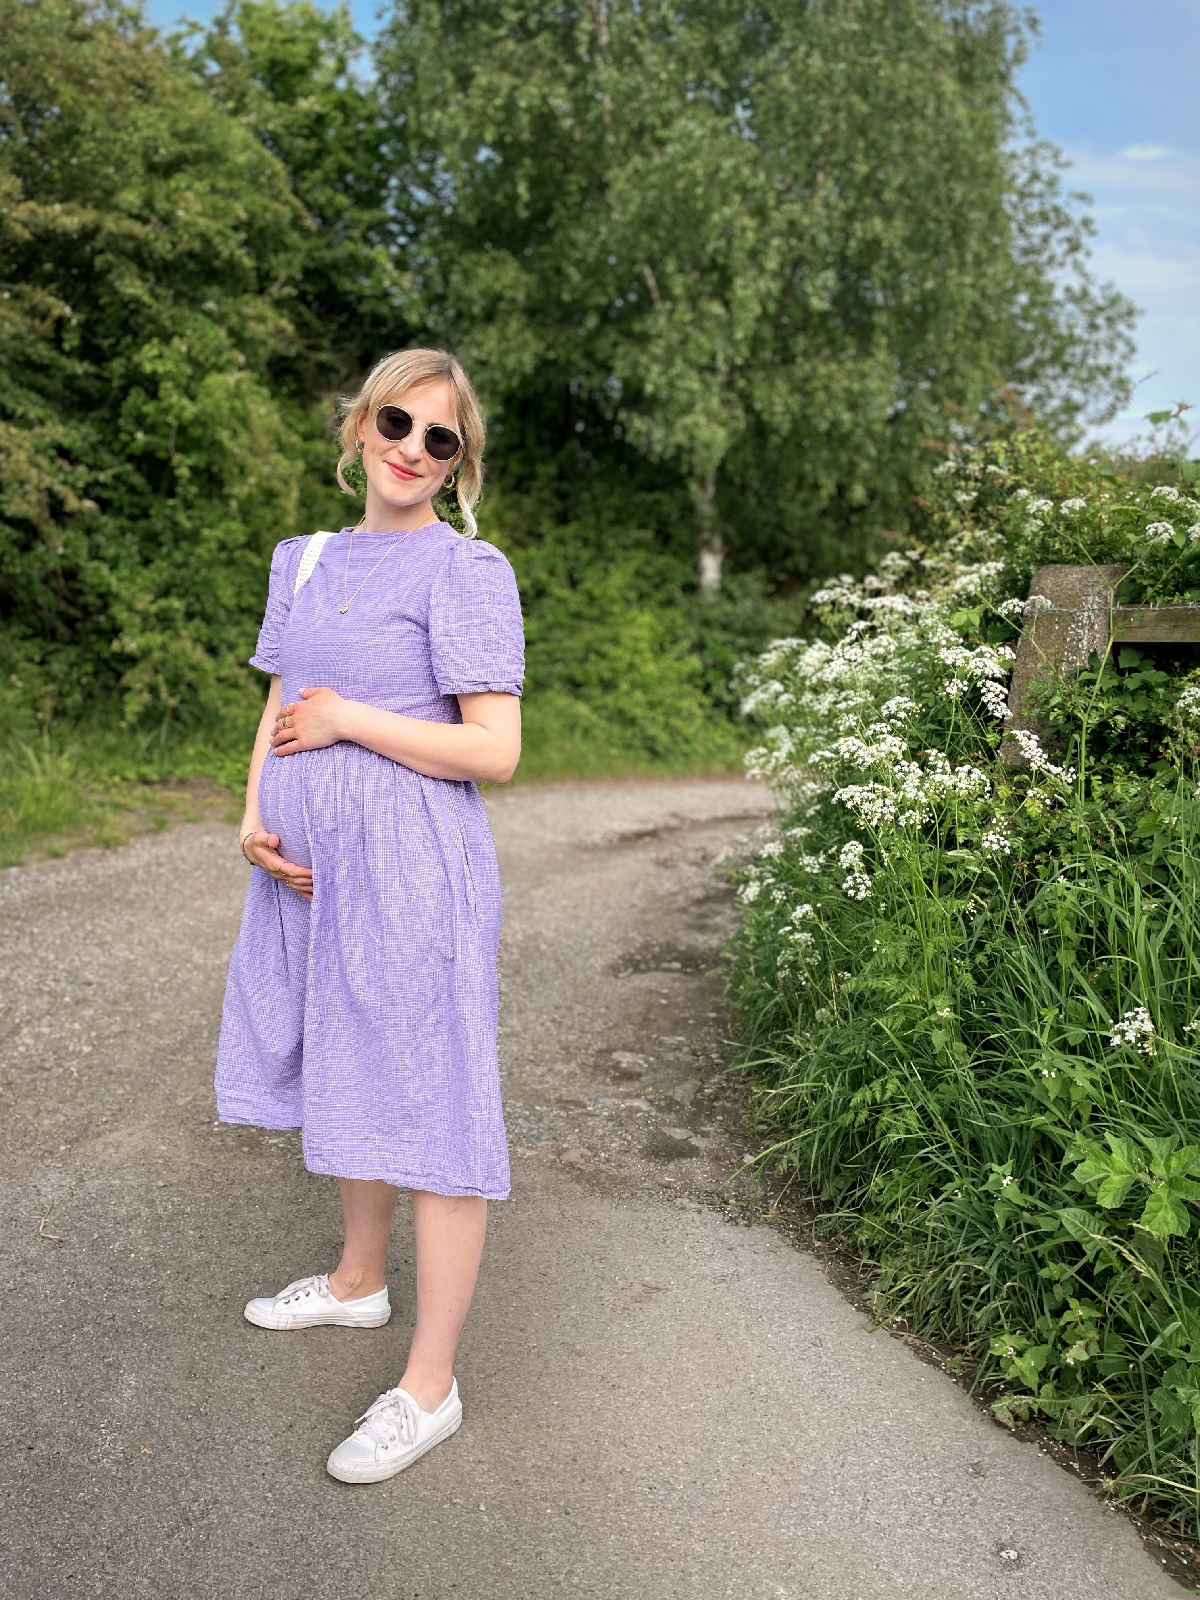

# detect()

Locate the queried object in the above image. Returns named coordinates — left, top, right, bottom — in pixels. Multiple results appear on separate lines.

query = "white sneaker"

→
left=326, top=1381, right=463, bottom=1483
left=243, top=1274, right=391, bottom=1330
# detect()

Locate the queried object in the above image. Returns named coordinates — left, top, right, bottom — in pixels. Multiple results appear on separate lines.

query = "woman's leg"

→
left=398, top=1191, right=487, bottom=1412
left=329, top=1178, right=399, bottom=1300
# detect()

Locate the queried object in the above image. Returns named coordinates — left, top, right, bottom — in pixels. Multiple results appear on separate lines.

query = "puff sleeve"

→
left=428, top=539, right=525, bottom=697
left=248, top=539, right=303, bottom=675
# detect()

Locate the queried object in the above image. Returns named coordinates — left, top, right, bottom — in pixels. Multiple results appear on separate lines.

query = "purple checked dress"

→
left=214, top=523, right=524, bottom=1199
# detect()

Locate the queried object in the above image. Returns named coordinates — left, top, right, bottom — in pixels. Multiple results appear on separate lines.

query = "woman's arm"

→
left=269, top=687, right=521, bottom=785
left=241, top=676, right=281, bottom=835
left=239, top=675, right=315, bottom=899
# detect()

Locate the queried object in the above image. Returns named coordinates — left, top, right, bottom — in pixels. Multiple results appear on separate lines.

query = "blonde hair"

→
left=336, top=348, right=486, bottom=538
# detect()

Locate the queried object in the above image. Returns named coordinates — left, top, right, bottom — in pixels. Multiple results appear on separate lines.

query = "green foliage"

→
left=0, top=0, right=1148, bottom=842
left=375, top=0, right=1135, bottom=584
left=727, top=438, right=1200, bottom=1534
left=0, top=0, right=335, bottom=728
left=485, top=480, right=770, bottom=775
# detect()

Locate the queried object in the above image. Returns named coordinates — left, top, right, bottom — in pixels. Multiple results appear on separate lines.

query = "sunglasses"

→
left=373, top=404, right=462, bottom=463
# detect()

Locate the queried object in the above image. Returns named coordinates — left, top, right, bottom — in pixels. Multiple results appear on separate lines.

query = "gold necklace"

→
left=340, top=524, right=422, bottom=614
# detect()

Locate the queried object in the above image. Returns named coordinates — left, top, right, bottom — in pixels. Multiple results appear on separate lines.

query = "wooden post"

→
left=1000, top=564, right=1125, bottom=766
left=1001, top=566, right=1200, bottom=766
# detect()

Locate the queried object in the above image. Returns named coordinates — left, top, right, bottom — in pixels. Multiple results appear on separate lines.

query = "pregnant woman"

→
left=215, top=348, right=524, bottom=1484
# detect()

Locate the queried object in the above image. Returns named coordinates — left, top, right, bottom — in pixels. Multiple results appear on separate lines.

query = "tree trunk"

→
left=694, top=471, right=723, bottom=597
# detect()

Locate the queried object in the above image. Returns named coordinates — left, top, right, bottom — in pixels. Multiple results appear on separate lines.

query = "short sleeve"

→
left=428, top=539, right=526, bottom=697
left=248, top=539, right=303, bottom=675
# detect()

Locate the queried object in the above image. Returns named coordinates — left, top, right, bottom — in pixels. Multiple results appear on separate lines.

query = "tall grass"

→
left=728, top=442, right=1200, bottom=1533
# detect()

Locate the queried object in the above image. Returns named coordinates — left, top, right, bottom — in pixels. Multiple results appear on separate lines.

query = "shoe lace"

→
left=277, top=1274, right=330, bottom=1306
left=355, top=1389, right=420, bottom=1451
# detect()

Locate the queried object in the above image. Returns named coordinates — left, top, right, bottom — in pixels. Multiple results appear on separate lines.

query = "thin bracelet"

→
left=241, top=829, right=259, bottom=863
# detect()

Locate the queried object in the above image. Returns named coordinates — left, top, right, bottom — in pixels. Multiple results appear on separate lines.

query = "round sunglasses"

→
left=373, top=404, right=462, bottom=463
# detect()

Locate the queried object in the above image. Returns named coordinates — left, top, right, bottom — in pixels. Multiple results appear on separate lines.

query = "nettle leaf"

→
left=1009, top=1345, right=1053, bottom=1391
left=1055, top=1206, right=1108, bottom=1245
left=1071, top=1136, right=1141, bottom=1208
left=1139, top=1186, right=1192, bottom=1239
left=1152, top=1385, right=1193, bottom=1436
left=1157, top=1144, right=1200, bottom=1181
left=1096, top=1172, right=1137, bottom=1209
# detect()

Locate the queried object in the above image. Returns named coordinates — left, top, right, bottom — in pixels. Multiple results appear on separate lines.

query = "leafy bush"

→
left=728, top=433, right=1200, bottom=1532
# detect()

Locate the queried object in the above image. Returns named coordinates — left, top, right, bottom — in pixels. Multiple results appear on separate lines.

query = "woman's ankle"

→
left=328, top=1266, right=386, bottom=1302
left=399, top=1367, right=454, bottom=1413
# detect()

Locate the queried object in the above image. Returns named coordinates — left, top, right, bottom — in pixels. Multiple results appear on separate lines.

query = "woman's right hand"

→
left=241, top=828, right=314, bottom=901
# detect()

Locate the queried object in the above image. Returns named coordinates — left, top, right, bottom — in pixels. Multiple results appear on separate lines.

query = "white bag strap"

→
left=293, top=529, right=337, bottom=596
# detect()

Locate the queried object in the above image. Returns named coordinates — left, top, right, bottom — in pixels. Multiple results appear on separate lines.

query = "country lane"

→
left=0, top=776, right=1183, bottom=1599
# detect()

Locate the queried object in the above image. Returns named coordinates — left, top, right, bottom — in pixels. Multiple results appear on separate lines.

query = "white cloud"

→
left=1118, top=143, right=1171, bottom=161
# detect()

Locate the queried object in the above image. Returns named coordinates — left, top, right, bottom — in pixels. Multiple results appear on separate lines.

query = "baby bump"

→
left=257, top=751, right=313, bottom=870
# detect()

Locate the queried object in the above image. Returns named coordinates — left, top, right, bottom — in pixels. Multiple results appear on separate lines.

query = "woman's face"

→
left=358, top=378, right=462, bottom=513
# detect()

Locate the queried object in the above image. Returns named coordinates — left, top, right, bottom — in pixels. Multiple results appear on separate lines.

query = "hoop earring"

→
left=355, top=439, right=364, bottom=454
left=443, top=474, right=457, bottom=491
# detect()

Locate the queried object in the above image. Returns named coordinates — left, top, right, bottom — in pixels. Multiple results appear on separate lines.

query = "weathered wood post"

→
left=1002, top=564, right=1200, bottom=766
left=1001, top=564, right=1124, bottom=766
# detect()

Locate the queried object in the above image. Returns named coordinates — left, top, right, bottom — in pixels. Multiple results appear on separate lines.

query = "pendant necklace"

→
left=340, top=524, right=422, bottom=614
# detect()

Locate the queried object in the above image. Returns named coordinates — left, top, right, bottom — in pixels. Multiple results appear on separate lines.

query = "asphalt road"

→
left=0, top=776, right=1184, bottom=1599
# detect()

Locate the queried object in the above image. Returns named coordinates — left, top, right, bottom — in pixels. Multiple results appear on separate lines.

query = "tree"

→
left=0, top=0, right=331, bottom=725
left=187, top=0, right=413, bottom=391
left=374, top=0, right=1136, bottom=591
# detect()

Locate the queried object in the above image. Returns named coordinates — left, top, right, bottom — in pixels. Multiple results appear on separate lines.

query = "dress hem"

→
left=217, top=1096, right=510, bottom=1199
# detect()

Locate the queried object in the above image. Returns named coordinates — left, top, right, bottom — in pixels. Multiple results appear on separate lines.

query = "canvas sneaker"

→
left=326, top=1381, right=462, bottom=1483
left=243, top=1273, right=391, bottom=1330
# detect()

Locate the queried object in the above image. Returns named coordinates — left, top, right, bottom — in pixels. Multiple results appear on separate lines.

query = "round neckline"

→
left=337, top=520, right=448, bottom=538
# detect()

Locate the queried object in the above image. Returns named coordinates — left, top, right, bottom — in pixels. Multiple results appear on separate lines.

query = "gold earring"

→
left=443, top=473, right=457, bottom=490
left=356, top=439, right=364, bottom=454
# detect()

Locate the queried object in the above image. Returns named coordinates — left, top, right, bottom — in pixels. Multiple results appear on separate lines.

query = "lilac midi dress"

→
left=214, top=523, right=524, bottom=1200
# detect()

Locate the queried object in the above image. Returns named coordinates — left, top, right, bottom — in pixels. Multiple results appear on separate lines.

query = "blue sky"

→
left=148, top=0, right=1199, bottom=448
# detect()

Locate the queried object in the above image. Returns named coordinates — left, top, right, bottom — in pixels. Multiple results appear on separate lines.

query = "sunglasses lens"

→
left=375, top=406, right=413, bottom=442
left=425, top=425, right=461, bottom=462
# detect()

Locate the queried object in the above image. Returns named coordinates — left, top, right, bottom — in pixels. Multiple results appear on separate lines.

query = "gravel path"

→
left=0, top=776, right=1184, bottom=1598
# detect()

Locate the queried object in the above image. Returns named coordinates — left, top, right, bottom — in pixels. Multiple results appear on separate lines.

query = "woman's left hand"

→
left=270, top=688, right=347, bottom=755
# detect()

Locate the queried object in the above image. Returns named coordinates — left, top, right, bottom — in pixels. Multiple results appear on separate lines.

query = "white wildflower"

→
left=980, top=831, right=1012, bottom=855
left=838, top=840, right=865, bottom=870
left=877, top=551, right=913, bottom=581
left=1028, top=498, right=1053, bottom=516
left=814, top=1007, right=831, bottom=1024
left=842, top=871, right=873, bottom=901
left=737, top=880, right=762, bottom=905
left=1108, top=1006, right=1157, bottom=1057
left=1005, top=729, right=1077, bottom=784
left=1150, top=485, right=1183, bottom=503
left=790, top=904, right=816, bottom=923
left=1177, top=687, right=1200, bottom=721
left=1146, top=521, right=1176, bottom=545
left=954, top=490, right=977, bottom=508
left=880, top=695, right=918, bottom=722
left=1012, top=488, right=1031, bottom=501
left=1188, top=524, right=1200, bottom=542
left=1060, top=498, right=1087, bottom=514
